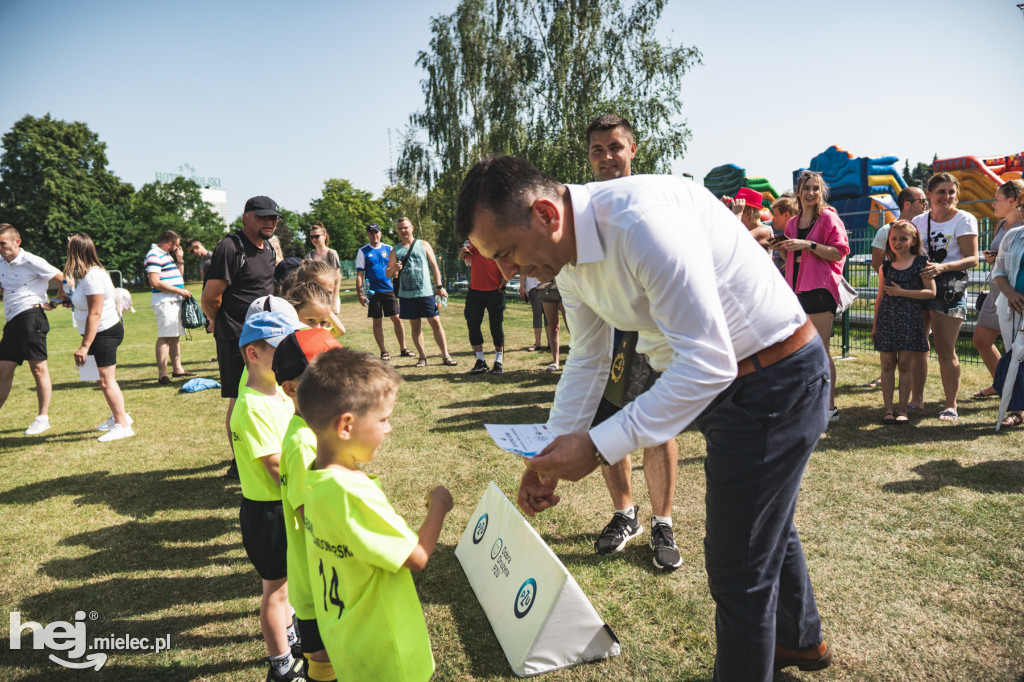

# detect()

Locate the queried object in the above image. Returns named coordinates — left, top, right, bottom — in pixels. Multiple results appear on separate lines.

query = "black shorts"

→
left=796, top=288, right=837, bottom=315
left=89, top=321, right=124, bottom=368
left=399, top=295, right=439, bottom=320
left=0, top=307, right=50, bottom=365
left=367, top=291, right=399, bottom=319
left=239, top=498, right=287, bottom=581
left=216, top=333, right=244, bottom=399
left=296, top=617, right=326, bottom=655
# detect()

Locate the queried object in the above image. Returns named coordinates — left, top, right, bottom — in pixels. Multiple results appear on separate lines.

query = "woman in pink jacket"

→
left=773, top=170, right=850, bottom=423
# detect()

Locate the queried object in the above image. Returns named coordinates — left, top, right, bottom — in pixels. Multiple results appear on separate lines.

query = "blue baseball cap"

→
left=239, top=311, right=306, bottom=348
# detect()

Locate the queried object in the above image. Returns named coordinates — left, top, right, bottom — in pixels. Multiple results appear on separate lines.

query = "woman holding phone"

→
left=63, top=233, right=134, bottom=442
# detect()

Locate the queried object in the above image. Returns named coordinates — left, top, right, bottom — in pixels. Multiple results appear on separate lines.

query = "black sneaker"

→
left=594, top=507, right=643, bottom=555
left=491, top=360, right=503, bottom=374
left=224, top=459, right=239, bottom=481
left=650, top=519, right=682, bottom=571
left=469, top=358, right=489, bottom=374
left=267, top=657, right=305, bottom=681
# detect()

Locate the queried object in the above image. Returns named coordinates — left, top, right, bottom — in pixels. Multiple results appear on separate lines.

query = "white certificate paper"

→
left=484, top=423, right=555, bottom=458
left=77, top=355, right=100, bottom=381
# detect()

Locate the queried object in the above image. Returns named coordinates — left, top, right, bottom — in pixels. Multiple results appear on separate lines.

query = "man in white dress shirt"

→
left=455, top=156, right=833, bottom=680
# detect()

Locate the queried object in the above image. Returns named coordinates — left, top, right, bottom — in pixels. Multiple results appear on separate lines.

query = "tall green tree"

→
left=0, top=114, right=135, bottom=270
left=398, top=0, right=702, bottom=255
left=307, top=179, right=389, bottom=261
left=902, top=155, right=937, bottom=188
left=379, top=182, right=438, bottom=245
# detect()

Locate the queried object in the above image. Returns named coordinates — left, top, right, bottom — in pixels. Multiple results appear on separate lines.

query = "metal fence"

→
left=834, top=199, right=997, bottom=364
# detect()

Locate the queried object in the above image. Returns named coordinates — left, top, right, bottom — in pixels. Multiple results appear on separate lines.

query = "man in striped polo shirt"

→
left=145, top=230, right=196, bottom=385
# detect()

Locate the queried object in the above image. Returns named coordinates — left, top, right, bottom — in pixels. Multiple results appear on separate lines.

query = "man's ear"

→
left=531, top=197, right=561, bottom=231
left=335, top=412, right=355, bottom=440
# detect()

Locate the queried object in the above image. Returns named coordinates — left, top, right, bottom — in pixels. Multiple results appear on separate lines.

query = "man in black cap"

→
left=202, top=196, right=281, bottom=476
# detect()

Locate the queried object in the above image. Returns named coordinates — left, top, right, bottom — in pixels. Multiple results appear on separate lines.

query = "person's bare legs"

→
left=644, top=440, right=678, bottom=517
left=27, top=359, right=51, bottom=416
left=542, top=300, right=561, bottom=367
left=97, top=365, right=129, bottom=427
left=389, top=314, right=407, bottom=351
left=808, top=312, right=836, bottom=411
left=225, top=397, right=236, bottom=453
left=408, top=318, right=427, bottom=359
left=931, top=311, right=964, bottom=418
left=155, top=337, right=171, bottom=380
left=167, top=336, right=184, bottom=374
left=897, top=352, right=919, bottom=415
left=372, top=317, right=387, bottom=354
left=260, top=578, right=290, bottom=657
left=0, top=360, right=15, bottom=409
left=602, top=456, right=633, bottom=509
left=911, top=310, right=930, bottom=410
left=971, top=325, right=1001, bottom=385
left=879, top=352, right=897, bottom=415
left=426, top=315, right=451, bottom=358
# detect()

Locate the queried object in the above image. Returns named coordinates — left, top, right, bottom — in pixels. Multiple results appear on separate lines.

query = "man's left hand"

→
left=525, top=432, right=601, bottom=482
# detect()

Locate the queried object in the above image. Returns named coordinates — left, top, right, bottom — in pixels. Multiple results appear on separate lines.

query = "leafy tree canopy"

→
left=307, top=179, right=389, bottom=261
left=398, top=0, right=702, bottom=254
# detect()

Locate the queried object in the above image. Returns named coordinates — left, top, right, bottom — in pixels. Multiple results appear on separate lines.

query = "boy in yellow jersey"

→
left=272, top=327, right=342, bottom=682
left=232, top=311, right=306, bottom=682
left=295, top=348, right=453, bottom=682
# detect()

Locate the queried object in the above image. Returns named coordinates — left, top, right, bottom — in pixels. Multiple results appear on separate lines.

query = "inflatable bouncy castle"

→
left=793, top=146, right=902, bottom=240
left=932, top=153, right=1023, bottom=222
left=703, top=164, right=780, bottom=221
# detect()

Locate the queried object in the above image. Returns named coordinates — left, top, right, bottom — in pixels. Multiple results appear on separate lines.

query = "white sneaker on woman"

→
left=98, top=414, right=133, bottom=431
left=98, top=424, right=135, bottom=442
left=24, top=415, right=50, bottom=435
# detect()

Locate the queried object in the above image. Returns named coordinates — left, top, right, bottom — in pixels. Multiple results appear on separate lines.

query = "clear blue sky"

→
left=2, top=0, right=1022, bottom=224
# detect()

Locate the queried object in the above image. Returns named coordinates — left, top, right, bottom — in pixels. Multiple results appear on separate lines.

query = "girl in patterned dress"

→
left=872, top=220, right=936, bottom=424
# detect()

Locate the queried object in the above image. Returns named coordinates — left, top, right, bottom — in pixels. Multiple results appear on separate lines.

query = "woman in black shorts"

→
left=772, top=170, right=850, bottom=423
left=63, top=233, right=133, bottom=442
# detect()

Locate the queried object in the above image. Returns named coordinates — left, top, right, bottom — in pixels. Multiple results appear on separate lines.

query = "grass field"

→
left=1, top=282, right=1022, bottom=681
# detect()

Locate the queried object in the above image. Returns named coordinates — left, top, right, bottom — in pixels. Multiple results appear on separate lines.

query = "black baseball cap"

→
left=366, top=223, right=382, bottom=232
left=244, top=196, right=280, bottom=217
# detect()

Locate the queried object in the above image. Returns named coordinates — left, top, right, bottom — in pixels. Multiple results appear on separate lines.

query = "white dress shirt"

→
left=547, top=175, right=806, bottom=463
left=0, top=249, right=61, bottom=323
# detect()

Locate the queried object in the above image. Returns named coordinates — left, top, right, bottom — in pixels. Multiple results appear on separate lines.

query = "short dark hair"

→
left=158, top=230, right=180, bottom=246
left=297, top=347, right=402, bottom=434
left=586, top=114, right=634, bottom=146
left=184, top=238, right=202, bottom=250
left=455, top=155, right=560, bottom=242
left=896, top=187, right=920, bottom=211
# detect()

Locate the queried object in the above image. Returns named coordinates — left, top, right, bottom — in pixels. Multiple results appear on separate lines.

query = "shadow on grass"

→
left=0, top=462, right=237, bottom=519
left=883, top=459, right=1024, bottom=494
left=4, top=644, right=254, bottom=682
left=814, top=402, right=1001, bottom=450
left=41, top=516, right=245, bottom=579
left=414, top=544, right=510, bottom=678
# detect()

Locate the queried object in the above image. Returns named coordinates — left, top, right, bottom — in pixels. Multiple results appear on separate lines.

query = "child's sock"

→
left=615, top=506, right=636, bottom=519
left=286, top=619, right=299, bottom=650
left=495, top=351, right=504, bottom=364
left=269, top=652, right=293, bottom=676
left=307, top=659, right=337, bottom=681
left=475, top=350, right=485, bottom=361
left=652, top=514, right=672, bottom=527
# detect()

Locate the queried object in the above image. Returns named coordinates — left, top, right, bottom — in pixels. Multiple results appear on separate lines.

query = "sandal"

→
left=400, top=349, right=415, bottom=358
left=894, top=414, right=909, bottom=425
left=442, top=356, right=458, bottom=366
left=882, top=413, right=897, bottom=425
left=866, top=377, right=882, bottom=388
left=973, top=386, right=998, bottom=399
left=525, top=344, right=540, bottom=352
left=938, top=408, right=958, bottom=423
left=415, top=357, right=427, bottom=368
left=999, top=413, right=1023, bottom=428
left=381, top=351, right=392, bottom=362
left=545, top=363, right=559, bottom=373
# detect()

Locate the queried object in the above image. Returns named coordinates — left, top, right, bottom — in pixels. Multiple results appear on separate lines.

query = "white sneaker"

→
left=24, top=415, right=50, bottom=435
left=97, top=414, right=133, bottom=432
left=98, top=423, right=135, bottom=442
left=828, top=407, right=840, bottom=424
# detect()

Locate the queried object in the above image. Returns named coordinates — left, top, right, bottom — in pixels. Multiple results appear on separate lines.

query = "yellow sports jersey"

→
left=230, top=384, right=294, bottom=501
left=304, top=468, right=432, bottom=682
left=281, top=414, right=318, bottom=620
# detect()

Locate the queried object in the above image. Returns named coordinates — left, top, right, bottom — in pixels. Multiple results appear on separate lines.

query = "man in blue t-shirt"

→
left=355, top=224, right=410, bottom=361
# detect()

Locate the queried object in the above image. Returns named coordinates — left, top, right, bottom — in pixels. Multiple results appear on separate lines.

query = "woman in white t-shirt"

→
left=63, top=233, right=134, bottom=442
left=910, top=173, right=980, bottom=422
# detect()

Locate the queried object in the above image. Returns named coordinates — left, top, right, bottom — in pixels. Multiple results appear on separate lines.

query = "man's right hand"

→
left=516, top=469, right=560, bottom=517
left=179, top=289, right=194, bottom=299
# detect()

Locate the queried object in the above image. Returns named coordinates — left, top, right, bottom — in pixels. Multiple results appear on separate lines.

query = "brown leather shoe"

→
left=774, top=641, right=833, bottom=672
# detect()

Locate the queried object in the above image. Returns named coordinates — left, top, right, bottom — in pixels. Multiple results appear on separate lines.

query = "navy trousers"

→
left=695, top=339, right=829, bottom=681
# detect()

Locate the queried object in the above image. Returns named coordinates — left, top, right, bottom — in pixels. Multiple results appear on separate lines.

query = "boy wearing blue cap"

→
left=232, top=311, right=306, bottom=681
